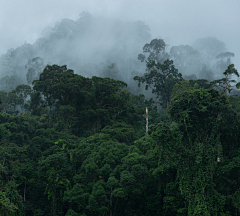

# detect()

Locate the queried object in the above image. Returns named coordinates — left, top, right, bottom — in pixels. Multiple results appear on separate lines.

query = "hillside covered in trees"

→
left=0, top=13, right=240, bottom=216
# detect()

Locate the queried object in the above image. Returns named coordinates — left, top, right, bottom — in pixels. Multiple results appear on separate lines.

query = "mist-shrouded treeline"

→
left=0, top=12, right=150, bottom=92
left=0, top=12, right=237, bottom=95
left=1, top=12, right=240, bottom=216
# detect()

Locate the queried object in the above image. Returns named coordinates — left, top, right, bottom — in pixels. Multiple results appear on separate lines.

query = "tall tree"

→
left=134, top=59, right=182, bottom=108
left=25, top=57, right=45, bottom=85
left=211, top=64, right=240, bottom=95
left=0, top=75, right=22, bottom=92
left=170, top=45, right=202, bottom=76
left=99, top=62, right=123, bottom=81
left=214, top=52, right=235, bottom=79
left=138, top=38, right=169, bottom=63
left=150, top=88, right=237, bottom=215
left=11, top=84, right=32, bottom=112
left=193, top=37, right=227, bottom=67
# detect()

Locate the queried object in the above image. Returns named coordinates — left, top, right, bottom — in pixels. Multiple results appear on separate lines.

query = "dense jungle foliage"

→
left=0, top=14, right=240, bottom=215
left=0, top=60, right=240, bottom=216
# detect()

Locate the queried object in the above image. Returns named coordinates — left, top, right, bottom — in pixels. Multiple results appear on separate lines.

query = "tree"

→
left=150, top=88, right=236, bottom=215
left=31, top=64, right=140, bottom=137
left=214, top=52, right=235, bottom=79
left=197, top=64, right=215, bottom=81
left=171, top=80, right=199, bottom=101
left=134, top=59, right=183, bottom=108
left=0, top=191, right=18, bottom=215
left=188, top=79, right=214, bottom=90
left=99, top=62, right=123, bottom=81
left=211, top=64, right=240, bottom=95
left=216, top=52, right=234, bottom=59
left=40, top=155, right=70, bottom=216
left=138, top=38, right=169, bottom=63
left=25, top=57, right=45, bottom=85
left=11, top=84, right=32, bottom=112
left=101, top=122, right=138, bottom=145
left=31, top=64, right=95, bottom=114
left=193, top=37, right=227, bottom=67
left=64, top=133, right=129, bottom=216
left=0, top=75, right=22, bottom=92
left=170, top=45, right=202, bottom=76
left=0, top=90, right=19, bottom=113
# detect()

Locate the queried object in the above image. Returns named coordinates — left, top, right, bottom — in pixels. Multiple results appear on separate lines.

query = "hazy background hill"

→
left=0, top=12, right=237, bottom=95
left=0, top=12, right=150, bottom=89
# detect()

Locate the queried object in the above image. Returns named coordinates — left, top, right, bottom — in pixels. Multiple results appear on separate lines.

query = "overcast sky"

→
left=0, top=0, right=239, bottom=68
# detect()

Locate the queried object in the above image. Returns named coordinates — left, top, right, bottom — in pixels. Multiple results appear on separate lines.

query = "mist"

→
left=0, top=0, right=239, bottom=93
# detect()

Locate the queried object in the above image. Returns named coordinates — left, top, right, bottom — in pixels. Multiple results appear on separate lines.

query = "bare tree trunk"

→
left=146, top=107, right=148, bottom=133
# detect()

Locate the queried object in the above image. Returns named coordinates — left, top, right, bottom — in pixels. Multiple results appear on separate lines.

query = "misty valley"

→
left=0, top=12, right=240, bottom=216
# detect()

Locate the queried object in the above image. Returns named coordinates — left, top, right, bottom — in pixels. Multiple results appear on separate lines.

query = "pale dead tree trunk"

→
left=146, top=107, right=148, bottom=133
